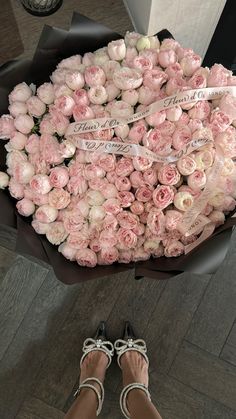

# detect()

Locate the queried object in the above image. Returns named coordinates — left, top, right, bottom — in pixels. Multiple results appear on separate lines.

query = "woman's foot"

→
left=120, top=351, right=149, bottom=388
left=79, top=350, right=108, bottom=389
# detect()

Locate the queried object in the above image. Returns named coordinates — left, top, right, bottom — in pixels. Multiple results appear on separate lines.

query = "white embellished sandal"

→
left=114, top=321, right=151, bottom=419
left=74, top=321, right=114, bottom=416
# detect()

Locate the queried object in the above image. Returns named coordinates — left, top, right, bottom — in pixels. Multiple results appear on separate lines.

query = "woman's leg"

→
left=65, top=351, right=108, bottom=419
left=121, top=351, right=162, bottom=419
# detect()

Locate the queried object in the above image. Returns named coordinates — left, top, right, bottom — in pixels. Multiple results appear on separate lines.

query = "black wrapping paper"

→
left=0, top=12, right=235, bottom=284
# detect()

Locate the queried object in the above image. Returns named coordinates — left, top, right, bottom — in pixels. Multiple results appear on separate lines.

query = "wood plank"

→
left=144, top=273, right=210, bottom=374
left=186, top=229, right=236, bottom=356
left=150, top=371, right=236, bottom=419
left=0, top=269, right=79, bottom=419
left=16, top=397, right=64, bottom=419
left=170, top=340, right=236, bottom=411
left=0, top=245, right=16, bottom=285
left=0, top=255, right=48, bottom=361
left=0, top=224, right=17, bottom=251
left=221, top=322, right=236, bottom=366
left=33, top=271, right=133, bottom=411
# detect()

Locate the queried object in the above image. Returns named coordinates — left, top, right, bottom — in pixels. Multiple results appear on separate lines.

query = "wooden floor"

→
left=0, top=224, right=236, bottom=419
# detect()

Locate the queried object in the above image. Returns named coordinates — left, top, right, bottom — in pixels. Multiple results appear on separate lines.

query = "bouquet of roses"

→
left=1, top=19, right=236, bottom=270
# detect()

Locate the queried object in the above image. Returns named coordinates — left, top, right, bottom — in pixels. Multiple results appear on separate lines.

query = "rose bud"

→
left=37, top=82, right=55, bottom=104
left=9, top=82, right=32, bottom=103
left=14, top=114, right=34, bottom=135
left=108, top=39, right=126, bottom=60
left=174, top=191, right=194, bottom=211
left=8, top=101, right=27, bottom=117
left=27, top=96, right=46, bottom=117
left=136, top=36, right=150, bottom=51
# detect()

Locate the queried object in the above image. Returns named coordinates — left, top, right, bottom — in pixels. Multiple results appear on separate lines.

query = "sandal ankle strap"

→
left=120, top=382, right=151, bottom=419
left=80, top=338, right=114, bottom=368
left=114, top=339, right=149, bottom=368
left=74, top=377, right=104, bottom=416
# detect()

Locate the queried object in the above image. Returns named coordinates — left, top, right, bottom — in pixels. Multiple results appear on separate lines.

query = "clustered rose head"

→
left=0, top=31, right=236, bottom=267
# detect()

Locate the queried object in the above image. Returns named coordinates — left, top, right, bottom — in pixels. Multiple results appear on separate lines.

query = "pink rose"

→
left=165, top=210, right=183, bottom=231
left=57, top=55, right=82, bottom=70
left=145, top=110, right=166, bottom=127
left=76, top=248, right=97, bottom=267
left=72, top=104, right=94, bottom=122
left=45, top=221, right=68, bottom=245
left=117, top=227, right=137, bottom=249
left=98, top=247, right=118, bottom=265
left=138, top=85, right=157, bottom=105
left=143, top=69, right=168, bottom=90
left=35, top=204, right=58, bottom=223
left=84, top=164, right=105, bottom=180
left=54, top=83, right=72, bottom=98
left=177, top=156, right=196, bottom=175
left=103, top=60, right=121, bottom=80
left=215, top=129, right=236, bottom=158
left=117, top=211, right=138, bottom=229
left=165, top=77, right=186, bottom=96
left=12, top=161, right=35, bottom=184
left=188, top=70, right=207, bottom=89
left=172, top=125, right=192, bottom=150
left=54, top=95, right=75, bottom=116
left=209, top=109, right=231, bottom=135
left=84, top=65, right=106, bottom=87
left=31, top=220, right=50, bottom=235
left=8, top=178, right=24, bottom=199
left=115, top=176, right=131, bottom=191
left=153, top=185, right=174, bottom=209
left=49, top=167, right=69, bottom=188
left=180, top=54, right=201, bottom=76
left=14, top=114, right=34, bottom=135
left=118, top=249, right=133, bottom=264
left=188, top=101, right=211, bottom=120
left=208, top=210, right=225, bottom=227
left=6, top=131, right=27, bottom=151
left=37, top=82, right=55, bottom=104
left=118, top=191, right=135, bottom=207
left=58, top=242, right=77, bottom=261
left=30, top=174, right=52, bottom=195
left=166, top=106, right=182, bottom=122
left=67, top=230, right=90, bottom=250
left=96, top=154, right=116, bottom=172
left=144, top=130, right=172, bottom=156
left=115, top=157, right=134, bottom=177
left=65, top=71, right=85, bottom=90
left=194, top=150, right=214, bottom=170
left=164, top=240, right=184, bottom=257
left=207, top=64, right=230, bottom=87
left=133, top=157, right=152, bottom=171
left=89, top=177, right=108, bottom=191
left=143, top=168, right=158, bottom=185
left=88, top=86, right=108, bottom=105
left=105, top=81, right=120, bottom=101
left=103, top=198, right=121, bottom=215
left=113, top=67, right=143, bottom=90
left=39, top=134, right=63, bottom=165
left=63, top=209, right=85, bottom=233
left=99, top=229, right=117, bottom=248
left=49, top=106, right=69, bottom=135
left=122, top=89, right=139, bottom=106
left=73, top=88, right=90, bottom=106
left=8, top=101, right=27, bottom=117
left=130, top=201, right=144, bottom=215
left=188, top=119, right=203, bottom=133
left=89, top=238, right=102, bottom=253
left=108, top=39, right=126, bottom=60
left=0, top=114, right=15, bottom=139
left=76, top=198, right=90, bottom=217
left=103, top=213, right=118, bottom=230
left=130, top=171, right=145, bottom=188
left=139, top=49, right=158, bottom=66
left=159, top=49, right=177, bottom=68
left=25, top=134, right=39, bottom=154
left=132, top=247, right=150, bottom=262
left=48, top=188, right=71, bottom=209
left=27, top=96, right=46, bottom=117
left=9, top=82, right=32, bottom=103
left=135, top=185, right=153, bottom=202
left=165, top=62, right=183, bottom=78
left=158, top=164, right=181, bottom=185
left=219, top=94, right=236, bottom=120
left=132, top=56, right=153, bottom=72
left=39, top=115, right=55, bottom=135
left=110, top=100, right=134, bottom=118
